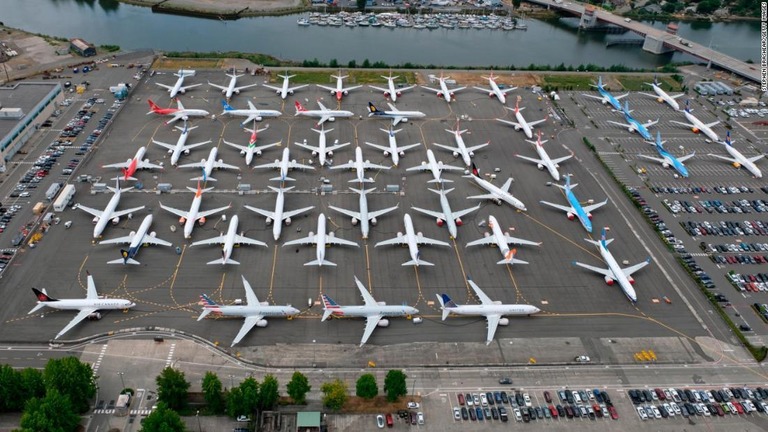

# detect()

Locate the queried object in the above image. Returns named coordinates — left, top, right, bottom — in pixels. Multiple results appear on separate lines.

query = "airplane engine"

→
left=662, top=162, right=670, bottom=168
left=449, top=92, right=455, bottom=98
left=256, top=319, right=268, bottom=328
left=377, top=301, right=386, bottom=306
left=179, top=217, right=187, bottom=224
left=255, top=150, right=263, bottom=156
left=483, top=232, right=491, bottom=238
left=421, top=161, right=427, bottom=166
left=255, top=116, right=263, bottom=122
left=288, top=90, right=295, bottom=95
left=265, top=217, right=274, bottom=226
left=88, top=312, right=102, bottom=320
left=494, top=199, right=503, bottom=206
left=240, top=149, right=247, bottom=156
left=514, top=125, right=522, bottom=131
left=469, top=151, right=475, bottom=157
left=166, top=149, right=174, bottom=155
left=383, top=150, right=391, bottom=157
left=183, top=149, right=191, bottom=155
left=377, top=319, right=390, bottom=328
left=455, top=218, right=463, bottom=226
left=587, top=213, right=593, bottom=220
left=327, top=231, right=334, bottom=238
left=370, top=217, right=378, bottom=226
left=691, top=127, right=699, bottom=133
left=143, top=158, right=151, bottom=166
left=276, top=90, right=282, bottom=95
left=499, top=317, right=509, bottom=326
left=343, top=90, right=349, bottom=96
left=329, top=90, right=335, bottom=95
left=417, top=232, right=423, bottom=237
left=628, top=276, right=635, bottom=284
left=291, top=159, right=297, bottom=164
left=627, top=127, right=634, bottom=133
left=436, top=218, right=445, bottom=227
left=179, top=89, right=186, bottom=94
left=111, top=216, right=120, bottom=225
left=601, top=100, right=608, bottom=105
left=537, top=163, right=544, bottom=171
left=452, top=151, right=460, bottom=158
left=351, top=217, right=359, bottom=226
left=92, top=216, right=99, bottom=224
left=489, top=92, right=495, bottom=98
left=129, top=230, right=137, bottom=238
left=199, top=217, right=207, bottom=225
left=285, top=217, right=293, bottom=226
left=436, top=92, right=444, bottom=99
left=733, top=162, right=741, bottom=168
left=348, top=159, right=354, bottom=166
left=604, top=276, right=615, bottom=285
left=328, top=150, right=334, bottom=157
left=567, top=212, right=575, bottom=221
left=398, top=150, right=406, bottom=157
left=395, top=91, right=402, bottom=97
left=657, top=97, right=664, bottom=103
left=218, top=158, right=224, bottom=165
left=365, top=159, right=371, bottom=164
left=328, top=116, right=336, bottom=122
left=235, top=89, right=241, bottom=95
left=396, top=231, right=403, bottom=238
left=220, top=89, right=227, bottom=94
left=383, top=91, right=390, bottom=97
left=150, top=231, right=157, bottom=238
left=309, top=150, right=318, bottom=157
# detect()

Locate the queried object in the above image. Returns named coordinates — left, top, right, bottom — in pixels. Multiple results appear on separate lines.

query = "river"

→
left=0, top=0, right=760, bottom=68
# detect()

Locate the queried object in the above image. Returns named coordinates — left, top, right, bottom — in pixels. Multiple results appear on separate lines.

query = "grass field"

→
left=616, top=74, right=682, bottom=91
left=152, top=58, right=223, bottom=70
left=267, top=70, right=418, bottom=85
left=540, top=75, right=595, bottom=90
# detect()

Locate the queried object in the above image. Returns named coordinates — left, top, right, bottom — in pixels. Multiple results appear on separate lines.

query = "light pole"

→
left=312, top=339, right=316, bottom=367
left=117, top=372, right=125, bottom=390
left=196, top=410, right=202, bottom=432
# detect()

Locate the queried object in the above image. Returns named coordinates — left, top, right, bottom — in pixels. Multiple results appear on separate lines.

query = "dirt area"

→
left=427, top=71, right=541, bottom=87
left=121, top=0, right=304, bottom=14
left=152, top=58, right=224, bottom=70
left=0, top=27, right=71, bottom=81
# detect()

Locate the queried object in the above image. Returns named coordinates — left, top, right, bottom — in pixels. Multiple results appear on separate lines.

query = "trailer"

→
left=53, top=184, right=76, bottom=212
left=45, top=183, right=62, bottom=201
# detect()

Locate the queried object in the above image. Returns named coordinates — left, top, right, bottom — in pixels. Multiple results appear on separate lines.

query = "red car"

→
left=385, top=413, right=393, bottom=428
left=549, top=405, right=558, bottom=418
left=457, top=394, right=465, bottom=406
left=608, top=405, right=619, bottom=420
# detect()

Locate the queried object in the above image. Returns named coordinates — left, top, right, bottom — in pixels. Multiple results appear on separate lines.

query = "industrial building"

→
left=69, top=38, right=96, bottom=57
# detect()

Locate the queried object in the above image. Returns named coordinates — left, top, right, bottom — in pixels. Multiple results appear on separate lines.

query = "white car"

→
left=651, top=405, right=661, bottom=419
left=514, top=408, right=522, bottom=422
left=480, top=394, right=488, bottom=406
left=523, top=393, right=532, bottom=407
left=699, top=403, right=710, bottom=416
left=417, top=412, right=424, bottom=425
left=376, top=414, right=385, bottom=428
left=572, top=391, right=581, bottom=404
left=670, top=402, right=682, bottom=416
left=472, top=394, right=480, bottom=406
left=453, top=407, right=461, bottom=420
left=663, top=403, right=674, bottom=417
left=636, top=406, right=648, bottom=420
left=407, top=402, right=420, bottom=409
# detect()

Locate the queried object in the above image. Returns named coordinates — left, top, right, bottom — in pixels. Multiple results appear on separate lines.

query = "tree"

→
left=357, top=0, right=367, bottom=10
left=19, top=389, right=81, bottom=432
left=0, top=364, right=20, bottom=412
left=18, top=368, right=45, bottom=405
left=201, top=372, right=225, bottom=414
left=286, top=372, right=311, bottom=405
left=43, top=356, right=96, bottom=413
left=321, top=379, right=348, bottom=411
left=259, top=375, right=279, bottom=410
left=227, top=377, right=259, bottom=418
left=384, top=370, right=407, bottom=402
left=696, top=0, right=720, bottom=14
left=356, top=374, right=378, bottom=399
left=139, top=401, right=187, bottom=432
left=156, top=367, right=190, bottom=411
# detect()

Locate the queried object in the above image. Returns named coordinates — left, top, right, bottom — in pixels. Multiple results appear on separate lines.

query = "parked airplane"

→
left=190, top=215, right=267, bottom=265
left=368, top=73, right=416, bottom=102
left=640, top=76, right=684, bottom=111
left=223, top=122, right=280, bottom=166
left=74, top=179, right=145, bottom=239
left=436, top=277, right=541, bottom=344
left=198, top=276, right=300, bottom=346
left=367, top=102, right=426, bottom=126
left=316, top=71, right=362, bottom=101
left=253, top=147, right=314, bottom=182
left=100, top=214, right=173, bottom=264
left=29, top=271, right=136, bottom=339
left=208, top=72, right=258, bottom=100
left=364, top=126, right=421, bottom=167
left=670, top=100, right=721, bottom=142
left=465, top=164, right=527, bottom=211
left=472, top=73, right=517, bottom=104
left=432, top=120, right=489, bottom=167
left=375, top=214, right=450, bottom=266
left=405, top=149, right=464, bottom=184
left=330, top=146, right=390, bottom=183
left=294, top=101, right=354, bottom=126
left=607, top=101, right=657, bottom=141
left=262, top=72, right=308, bottom=99
left=328, top=187, right=399, bottom=240
left=496, top=99, right=547, bottom=139
left=179, top=147, right=239, bottom=182
left=220, top=100, right=282, bottom=125
left=572, top=227, right=651, bottom=303
left=708, top=131, right=764, bottom=178
left=516, top=131, right=573, bottom=181
left=638, top=131, right=694, bottom=178
left=283, top=213, right=359, bottom=266
left=294, top=125, right=350, bottom=166
left=321, top=276, right=419, bottom=346
left=581, top=76, right=627, bottom=111
left=102, top=146, right=163, bottom=181
left=420, top=74, right=466, bottom=103
left=155, top=69, right=201, bottom=99
left=466, top=215, right=539, bottom=264
left=411, top=188, right=479, bottom=239
left=244, top=186, right=314, bottom=241
left=152, top=122, right=210, bottom=166
left=147, top=99, right=209, bottom=124
left=160, top=182, right=231, bottom=239
left=539, top=174, right=608, bottom=233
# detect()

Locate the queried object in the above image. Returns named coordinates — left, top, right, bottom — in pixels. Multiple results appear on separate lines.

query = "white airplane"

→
left=572, top=227, right=651, bottom=303
left=466, top=215, right=540, bottom=264
left=375, top=213, right=450, bottom=266
left=465, top=164, right=527, bottom=211
left=368, top=73, right=416, bottom=102
left=198, top=276, right=300, bottom=346
left=640, top=76, right=684, bottom=111
left=316, top=71, right=362, bottom=101
left=100, top=214, right=173, bottom=265
left=102, top=146, right=163, bottom=181
left=708, top=131, right=764, bottom=178
left=607, top=101, right=658, bottom=141
left=244, top=186, right=314, bottom=241
left=496, top=98, right=547, bottom=139
left=220, top=100, right=282, bottom=125
left=330, top=146, right=390, bottom=184
left=253, top=147, right=314, bottom=182
left=294, top=100, right=354, bottom=126
left=638, top=131, right=695, bottom=178
left=367, top=102, right=427, bottom=127
left=160, top=182, right=231, bottom=239
left=516, top=130, right=573, bottom=181
left=670, top=100, right=721, bottom=143
left=437, top=277, right=541, bottom=344
left=581, top=76, right=628, bottom=111
left=190, top=215, right=267, bottom=265
left=178, top=147, right=239, bottom=182
left=472, top=73, right=518, bottom=104
left=262, top=72, right=308, bottom=99
left=74, top=179, right=145, bottom=239
left=420, top=74, right=466, bottom=103
left=294, top=125, right=350, bottom=167
left=155, top=69, right=201, bottom=99
left=147, top=99, right=209, bottom=125
left=283, top=213, right=359, bottom=266
left=432, top=120, right=489, bottom=167
left=29, top=271, right=136, bottom=340
left=222, top=122, right=280, bottom=166
left=328, top=187, right=399, bottom=240
left=411, top=188, right=480, bottom=239
left=321, top=276, right=419, bottom=347
left=364, top=126, right=421, bottom=167
left=208, top=72, right=258, bottom=100
left=539, top=174, right=608, bottom=233
left=405, top=149, right=464, bottom=184
left=152, top=122, right=211, bottom=167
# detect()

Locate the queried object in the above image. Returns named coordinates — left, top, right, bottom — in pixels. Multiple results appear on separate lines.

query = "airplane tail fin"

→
left=207, top=258, right=240, bottom=265
left=368, top=102, right=380, bottom=114
left=470, top=163, right=480, bottom=178
left=108, top=249, right=140, bottom=265
left=428, top=187, right=453, bottom=196
left=197, top=294, right=221, bottom=320
left=349, top=186, right=376, bottom=195
left=684, top=99, right=691, bottom=113
left=147, top=99, right=161, bottom=113
left=403, top=259, right=434, bottom=266
left=271, top=175, right=295, bottom=182
left=321, top=294, right=341, bottom=321
left=31, top=287, right=56, bottom=303
left=305, top=259, right=337, bottom=267
left=349, top=177, right=374, bottom=183
left=294, top=101, right=306, bottom=114
left=724, top=130, right=732, bottom=146
left=427, top=178, right=452, bottom=184
left=497, top=248, right=529, bottom=265
left=436, top=293, right=456, bottom=320
left=221, top=100, right=234, bottom=111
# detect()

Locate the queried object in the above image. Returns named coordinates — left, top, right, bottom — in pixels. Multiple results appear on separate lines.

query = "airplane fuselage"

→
left=684, top=111, right=719, bottom=142
left=489, top=79, right=507, bottom=104
left=470, top=176, right=527, bottom=211
left=222, top=76, right=237, bottom=99
left=438, top=80, right=453, bottom=103
left=426, top=150, right=445, bottom=182
left=565, top=189, right=592, bottom=233
left=385, top=132, right=401, bottom=166
left=40, top=299, right=135, bottom=311
left=221, top=215, right=240, bottom=263
left=271, top=190, right=286, bottom=240
left=515, top=110, right=534, bottom=139
left=326, top=305, right=418, bottom=319
left=127, top=214, right=155, bottom=258
left=315, top=215, right=328, bottom=264
left=726, top=144, right=762, bottom=178
left=358, top=192, right=371, bottom=239
left=168, top=129, right=191, bottom=166
left=183, top=194, right=203, bottom=239
left=534, top=144, right=560, bottom=181
left=452, top=132, right=472, bottom=167
left=93, top=192, right=122, bottom=239
left=352, top=147, right=368, bottom=183
left=598, top=87, right=623, bottom=111
left=438, top=193, right=459, bottom=239
left=277, top=148, right=292, bottom=181
left=487, top=215, right=512, bottom=260
left=124, top=146, right=148, bottom=178
left=445, top=304, right=541, bottom=317
left=167, top=76, right=187, bottom=99
left=656, top=146, right=689, bottom=177
left=316, top=130, right=329, bottom=166
left=651, top=84, right=680, bottom=111
left=386, top=79, right=398, bottom=102
left=206, top=305, right=298, bottom=318
left=599, top=242, right=638, bottom=302
left=623, top=113, right=653, bottom=141
left=201, top=147, right=218, bottom=178
left=403, top=214, right=421, bottom=264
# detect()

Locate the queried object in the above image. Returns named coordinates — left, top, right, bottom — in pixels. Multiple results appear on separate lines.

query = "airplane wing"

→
left=375, top=234, right=407, bottom=247
left=539, top=200, right=573, bottom=213
left=142, top=235, right=173, bottom=247
left=669, top=120, right=695, bottom=129
left=391, top=116, right=406, bottom=127
left=326, top=142, right=351, bottom=153
left=398, top=84, right=416, bottom=92
left=622, top=258, right=651, bottom=277
left=329, top=161, right=356, bottom=170
left=395, top=143, right=421, bottom=153
left=468, top=279, right=494, bottom=305
left=364, top=142, right=391, bottom=153
left=316, top=84, right=337, bottom=92
left=208, top=82, right=227, bottom=91
left=196, top=205, right=231, bottom=220
left=550, top=154, right=574, bottom=165
left=499, top=178, right=513, bottom=193
left=472, top=86, right=490, bottom=92
left=410, top=206, right=444, bottom=220
left=405, top=164, right=429, bottom=172
left=317, top=115, right=332, bottom=125
left=294, top=142, right=321, bottom=153
left=343, top=85, right=363, bottom=92
left=288, top=84, right=309, bottom=92
left=708, top=153, right=737, bottom=163
left=155, top=83, right=173, bottom=91
left=325, top=236, right=359, bottom=247
left=223, top=140, right=248, bottom=152
left=159, top=203, right=189, bottom=220
left=231, top=315, right=264, bottom=346
left=327, top=205, right=360, bottom=220
left=572, top=261, right=612, bottom=278
left=638, top=92, right=657, bottom=99
left=749, top=155, right=765, bottom=163
left=213, top=161, right=240, bottom=170
left=99, top=234, right=134, bottom=245
left=496, top=118, right=522, bottom=128
left=252, top=161, right=282, bottom=170
left=354, top=277, right=377, bottom=306
left=178, top=161, right=206, bottom=169
left=184, top=141, right=211, bottom=152
left=501, top=87, right=518, bottom=95
left=582, top=199, right=609, bottom=214
left=179, top=83, right=202, bottom=91
left=415, top=234, right=450, bottom=247
left=704, top=120, right=720, bottom=128
left=467, top=193, right=499, bottom=201
left=288, top=161, right=315, bottom=171
left=152, top=140, right=176, bottom=152
left=439, top=164, right=465, bottom=172
left=504, top=235, right=542, bottom=247
left=110, top=206, right=146, bottom=220
left=420, top=85, right=441, bottom=94
left=527, top=118, right=547, bottom=127
left=368, top=85, right=389, bottom=93
left=283, top=234, right=317, bottom=246
left=102, top=161, right=130, bottom=169
left=360, top=314, right=383, bottom=346
left=56, top=308, right=98, bottom=339
left=86, top=273, right=98, bottom=300
left=466, top=142, right=490, bottom=153
left=368, top=204, right=399, bottom=220
left=75, top=204, right=103, bottom=219
left=515, top=154, right=545, bottom=165
left=637, top=154, right=666, bottom=164
left=281, top=206, right=314, bottom=222
left=233, top=83, right=259, bottom=92
left=484, top=314, right=501, bottom=345
left=607, top=120, right=633, bottom=129
left=676, top=153, right=696, bottom=163
left=581, top=94, right=605, bottom=101
left=261, top=84, right=282, bottom=92
left=244, top=205, right=276, bottom=221
left=137, top=161, right=164, bottom=170
left=465, top=236, right=496, bottom=247
left=432, top=142, right=459, bottom=153
left=191, top=235, right=226, bottom=246
left=362, top=162, right=391, bottom=170
left=451, top=86, right=467, bottom=93
left=234, top=235, right=268, bottom=247
left=642, top=119, right=658, bottom=128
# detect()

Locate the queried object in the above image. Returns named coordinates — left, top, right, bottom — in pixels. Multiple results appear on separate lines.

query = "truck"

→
left=53, top=184, right=75, bottom=212
left=45, top=183, right=62, bottom=201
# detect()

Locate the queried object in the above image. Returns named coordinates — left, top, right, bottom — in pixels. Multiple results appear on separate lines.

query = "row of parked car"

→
left=729, top=272, right=768, bottom=293
left=79, top=104, right=115, bottom=154
left=710, top=254, right=768, bottom=266
left=683, top=219, right=768, bottom=237
left=665, top=198, right=768, bottom=215
left=630, top=387, right=768, bottom=419
left=650, top=185, right=757, bottom=195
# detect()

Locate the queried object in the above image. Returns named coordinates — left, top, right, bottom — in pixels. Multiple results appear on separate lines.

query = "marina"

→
left=296, top=11, right=528, bottom=30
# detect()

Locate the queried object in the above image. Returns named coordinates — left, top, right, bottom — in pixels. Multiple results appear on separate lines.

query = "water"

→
left=0, top=0, right=760, bottom=68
